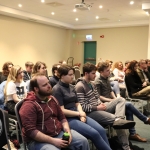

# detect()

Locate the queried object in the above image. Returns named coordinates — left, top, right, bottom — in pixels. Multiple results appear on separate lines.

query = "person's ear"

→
left=34, top=87, right=39, bottom=92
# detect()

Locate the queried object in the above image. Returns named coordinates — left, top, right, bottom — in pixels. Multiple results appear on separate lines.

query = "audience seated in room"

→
left=95, top=61, right=150, bottom=142
left=52, top=65, right=111, bottom=150
left=75, top=62, right=135, bottom=150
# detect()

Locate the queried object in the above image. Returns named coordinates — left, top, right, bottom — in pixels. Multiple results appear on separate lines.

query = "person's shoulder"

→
left=75, top=80, right=84, bottom=87
left=7, top=81, right=15, bottom=86
left=52, top=82, right=61, bottom=91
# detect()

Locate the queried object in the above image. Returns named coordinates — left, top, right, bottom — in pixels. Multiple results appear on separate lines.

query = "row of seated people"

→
left=50, top=61, right=150, bottom=143
left=0, top=61, right=150, bottom=150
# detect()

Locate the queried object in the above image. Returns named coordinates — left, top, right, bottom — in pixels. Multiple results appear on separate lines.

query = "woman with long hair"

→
left=0, top=61, right=13, bottom=84
left=52, top=65, right=111, bottom=150
left=4, top=65, right=27, bottom=115
left=125, top=60, right=150, bottom=98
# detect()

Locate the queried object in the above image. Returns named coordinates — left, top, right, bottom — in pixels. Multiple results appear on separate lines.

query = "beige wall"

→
left=0, top=15, right=149, bottom=74
left=0, top=15, right=72, bottom=75
left=71, top=26, right=149, bottom=68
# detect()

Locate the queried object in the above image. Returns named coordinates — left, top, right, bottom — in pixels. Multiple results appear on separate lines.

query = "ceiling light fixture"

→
left=146, top=12, right=149, bottom=15
left=41, top=0, right=45, bottom=3
left=75, top=18, right=78, bottom=21
left=51, top=12, right=55, bottom=15
left=73, top=9, right=76, bottom=12
left=18, top=4, right=22, bottom=7
left=99, top=5, right=103, bottom=9
left=96, top=16, right=99, bottom=19
left=118, top=20, right=121, bottom=22
left=130, top=1, right=134, bottom=5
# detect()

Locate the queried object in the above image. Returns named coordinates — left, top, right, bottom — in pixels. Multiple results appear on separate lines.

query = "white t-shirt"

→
left=6, top=81, right=27, bottom=101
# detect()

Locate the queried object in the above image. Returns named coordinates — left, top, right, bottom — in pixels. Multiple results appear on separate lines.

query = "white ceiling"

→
left=0, top=0, right=149, bottom=29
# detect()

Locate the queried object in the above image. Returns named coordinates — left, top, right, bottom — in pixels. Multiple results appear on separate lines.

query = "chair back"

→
left=0, top=108, right=11, bottom=149
left=15, top=100, right=27, bottom=150
left=74, top=69, right=81, bottom=80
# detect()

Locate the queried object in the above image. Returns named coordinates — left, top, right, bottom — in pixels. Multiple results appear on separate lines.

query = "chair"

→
left=125, top=80, right=150, bottom=113
left=0, top=108, right=11, bottom=149
left=74, top=68, right=81, bottom=80
left=67, top=57, right=74, bottom=66
left=8, top=114, right=19, bottom=142
left=15, top=100, right=27, bottom=150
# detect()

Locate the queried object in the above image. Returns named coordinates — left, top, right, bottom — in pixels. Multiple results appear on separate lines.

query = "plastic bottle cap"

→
left=64, top=132, right=70, bottom=137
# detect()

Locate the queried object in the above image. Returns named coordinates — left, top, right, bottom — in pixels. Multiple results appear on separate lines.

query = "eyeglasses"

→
left=18, top=71, right=23, bottom=74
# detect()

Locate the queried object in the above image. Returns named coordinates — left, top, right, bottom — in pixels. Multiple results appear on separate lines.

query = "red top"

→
left=19, top=91, right=66, bottom=143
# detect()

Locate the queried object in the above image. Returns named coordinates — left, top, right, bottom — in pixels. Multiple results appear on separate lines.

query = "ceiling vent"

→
left=46, top=2, right=63, bottom=7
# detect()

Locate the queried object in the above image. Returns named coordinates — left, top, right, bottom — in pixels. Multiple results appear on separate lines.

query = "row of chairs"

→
left=0, top=100, right=26, bottom=150
left=1, top=100, right=115, bottom=150
left=125, top=82, right=150, bottom=113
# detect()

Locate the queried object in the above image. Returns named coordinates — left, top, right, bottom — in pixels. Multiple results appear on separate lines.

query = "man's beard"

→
left=38, top=88, right=52, bottom=97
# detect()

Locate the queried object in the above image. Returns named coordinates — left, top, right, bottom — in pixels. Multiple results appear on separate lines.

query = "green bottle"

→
left=62, top=132, right=70, bottom=141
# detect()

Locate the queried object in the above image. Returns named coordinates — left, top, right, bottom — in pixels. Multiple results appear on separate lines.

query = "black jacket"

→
left=125, top=71, right=143, bottom=95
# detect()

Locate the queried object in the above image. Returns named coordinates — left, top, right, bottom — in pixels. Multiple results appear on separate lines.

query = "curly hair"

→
left=2, top=61, right=13, bottom=76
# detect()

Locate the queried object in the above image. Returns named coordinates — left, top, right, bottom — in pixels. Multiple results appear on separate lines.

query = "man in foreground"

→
left=19, top=73, right=90, bottom=150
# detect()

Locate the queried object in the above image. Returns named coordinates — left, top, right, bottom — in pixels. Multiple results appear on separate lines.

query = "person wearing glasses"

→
left=4, top=65, right=27, bottom=115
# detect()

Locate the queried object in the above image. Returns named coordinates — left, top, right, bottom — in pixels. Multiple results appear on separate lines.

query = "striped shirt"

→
left=75, top=79, right=101, bottom=112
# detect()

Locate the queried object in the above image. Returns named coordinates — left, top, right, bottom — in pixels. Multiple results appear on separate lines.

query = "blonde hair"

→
left=112, top=61, right=123, bottom=71
left=4, top=65, right=22, bottom=98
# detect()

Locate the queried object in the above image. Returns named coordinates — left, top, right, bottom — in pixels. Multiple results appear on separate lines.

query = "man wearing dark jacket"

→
left=137, top=59, right=150, bottom=85
left=23, top=61, right=34, bottom=82
left=19, top=73, right=90, bottom=150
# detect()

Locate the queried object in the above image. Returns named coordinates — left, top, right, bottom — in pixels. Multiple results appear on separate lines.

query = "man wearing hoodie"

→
left=19, top=73, right=90, bottom=150
left=75, top=62, right=135, bottom=150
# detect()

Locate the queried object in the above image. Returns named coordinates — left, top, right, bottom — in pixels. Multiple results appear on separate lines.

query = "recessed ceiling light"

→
left=96, top=16, right=99, bottom=19
left=146, top=12, right=149, bottom=16
left=99, top=5, right=103, bottom=9
left=51, top=12, right=55, bottom=15
left=41, top=0, right=45, bottom=3
left=130, top=1, right=134, bottom=5
left=18, top=4, right=22, bottom=7
left=75, top=18, right=78, bottom=21
left=73, top=9, right=76, bottom=12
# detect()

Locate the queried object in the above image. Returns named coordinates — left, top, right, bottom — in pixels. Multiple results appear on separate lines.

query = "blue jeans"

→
left=67, top=116, right=111, bottom=150
left=125, top=102, right=147, bottom=135
left=110, top=81, right=120, bottom=95
left=27, top=130, right=90, bottom=150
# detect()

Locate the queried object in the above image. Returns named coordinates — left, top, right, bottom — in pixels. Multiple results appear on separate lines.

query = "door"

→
left=84, top=41, right=96, bottom=65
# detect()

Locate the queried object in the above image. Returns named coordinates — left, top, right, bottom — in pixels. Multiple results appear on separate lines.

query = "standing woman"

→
left=4, top=65, right=27, bottom=115
left=52, top=65, right=111, bottom=150
left=0, top=61, right=13, bottom=84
